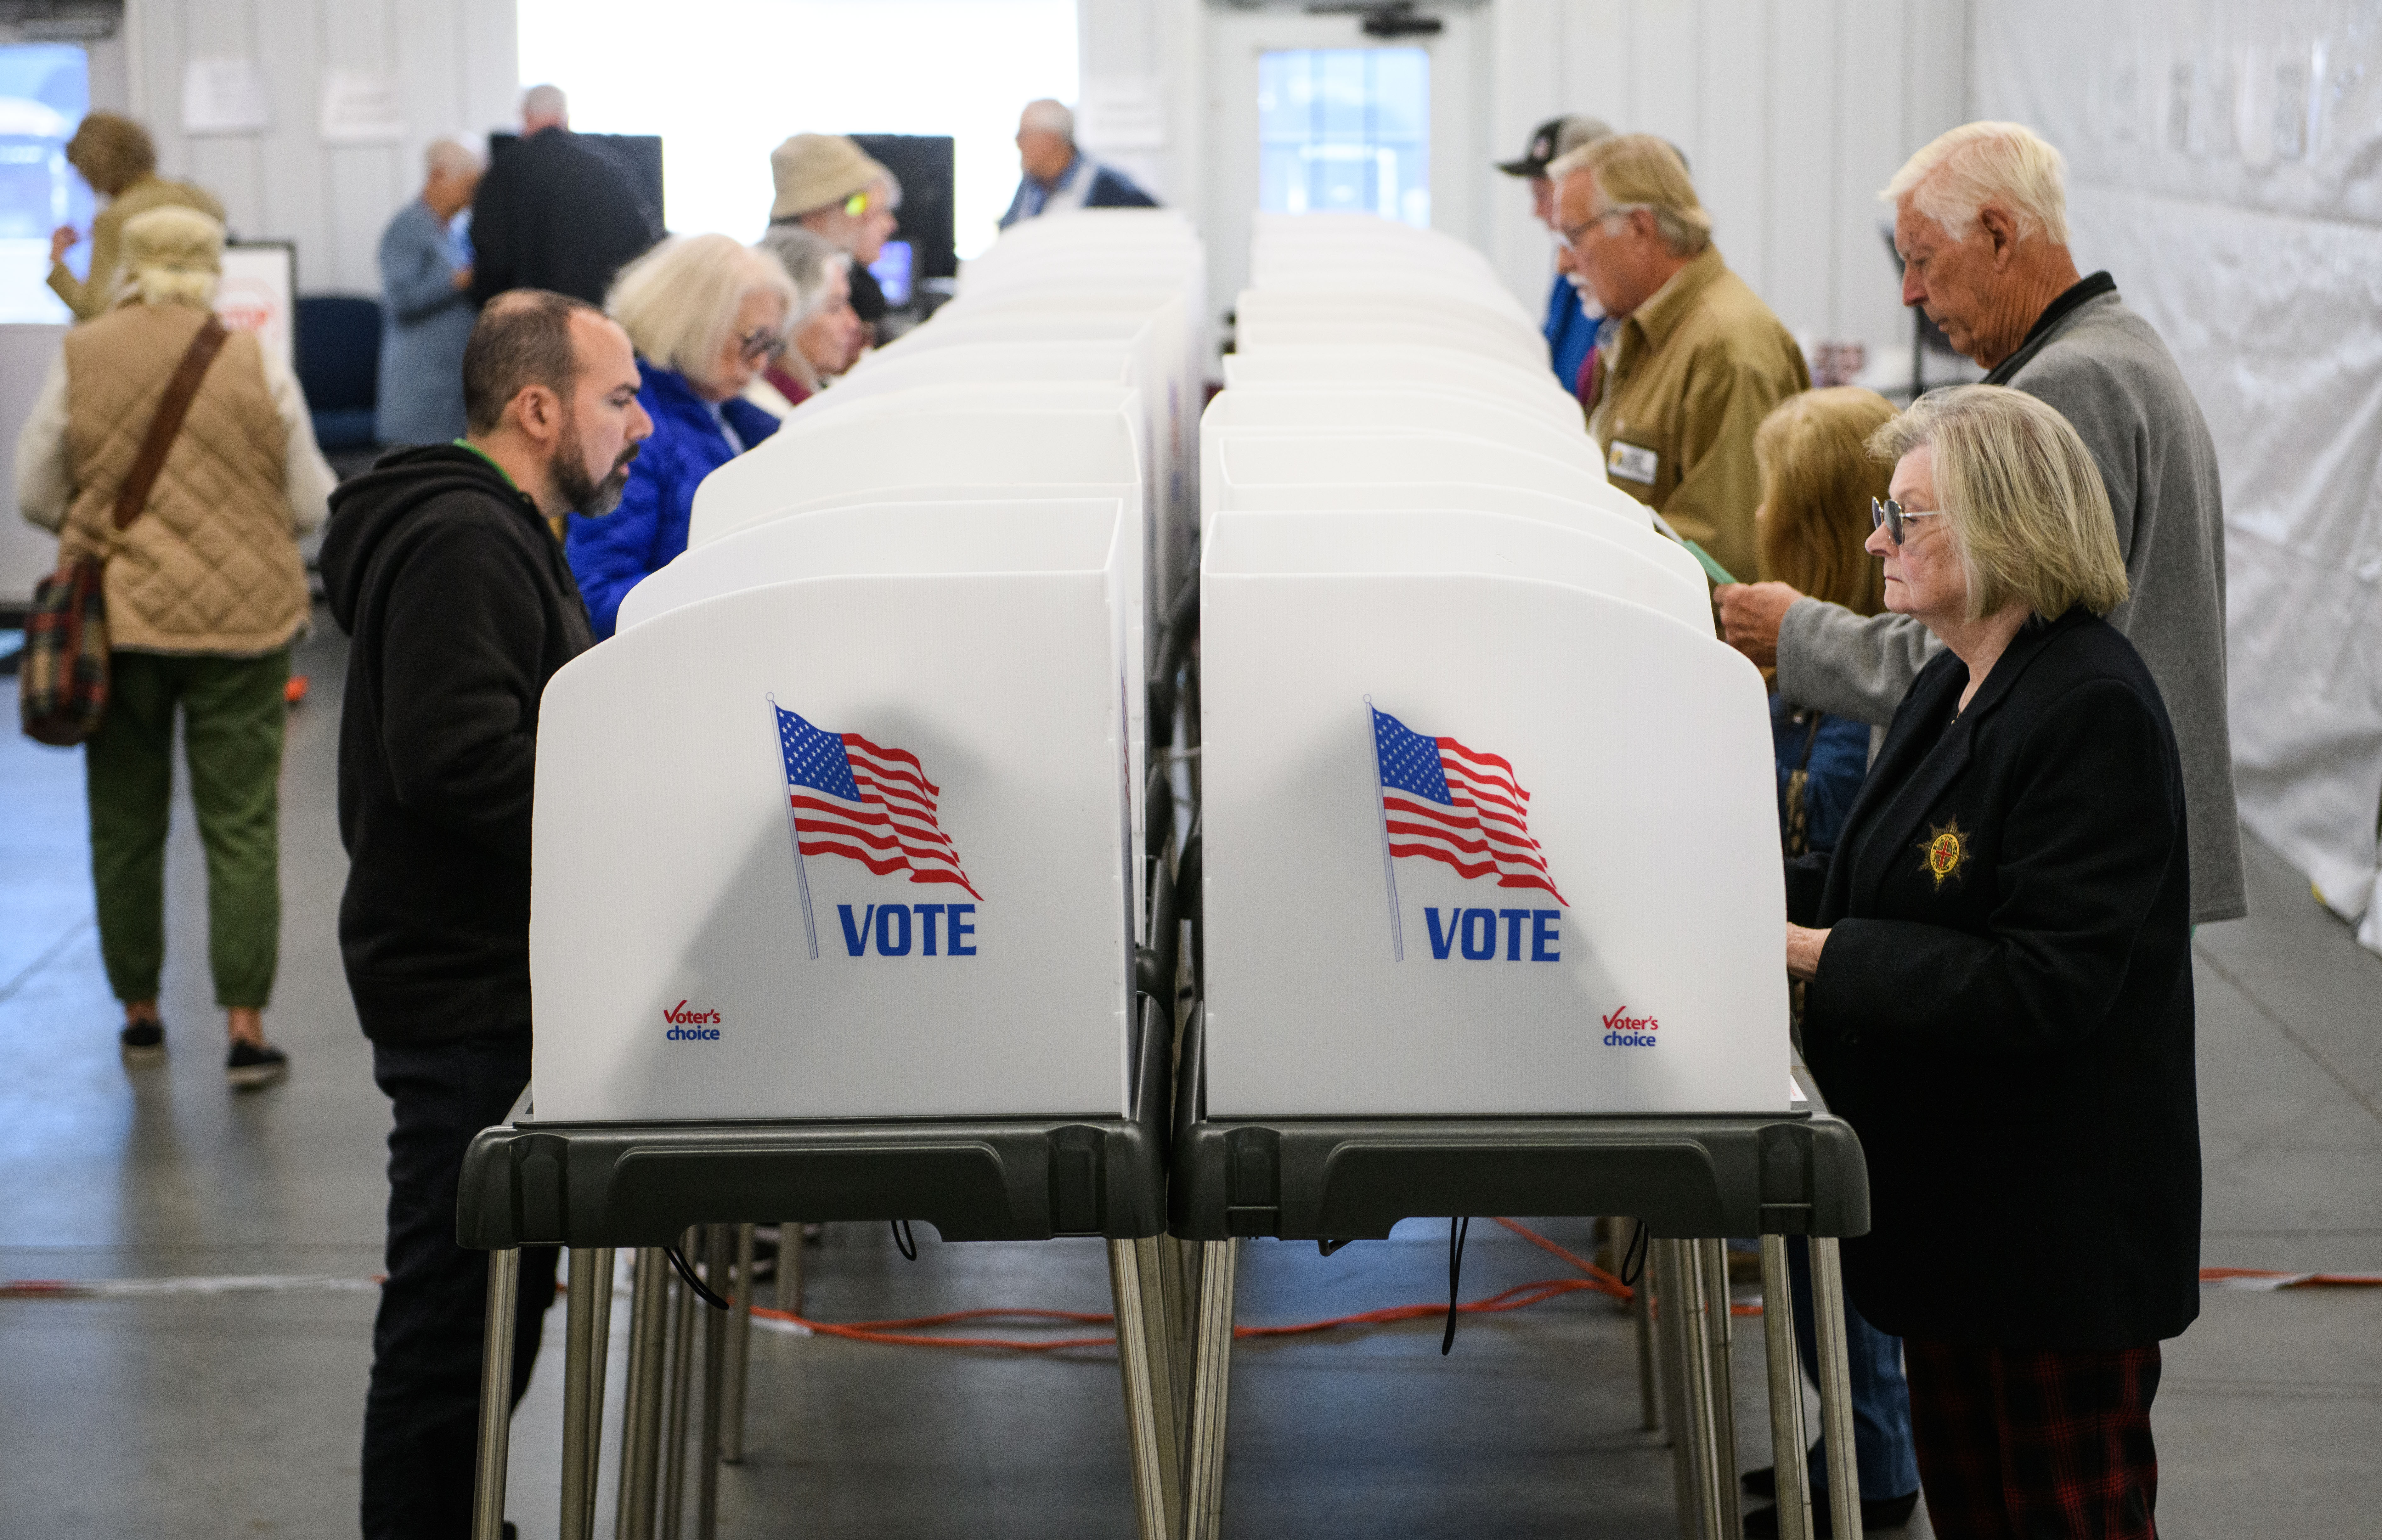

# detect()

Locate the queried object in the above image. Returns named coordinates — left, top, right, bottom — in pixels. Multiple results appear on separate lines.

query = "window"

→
left=0, top=43, right=91, bottom=324
left=1256, top=47, right=1428, bottom=227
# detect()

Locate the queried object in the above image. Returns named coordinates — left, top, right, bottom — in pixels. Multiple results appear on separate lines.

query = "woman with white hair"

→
left=747, top=223, right=865, bottom=415
left=15, top=204, right=335, bottom=1085
left=564, top=232, right=795, bottom=636
left=1785, top=384, right=2199, bottom=1539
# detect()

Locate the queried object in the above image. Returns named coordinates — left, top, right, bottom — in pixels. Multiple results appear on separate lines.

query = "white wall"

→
left=124, top=0, right=519, bottom=296
left=1076, top=0, right=1970, bottom=370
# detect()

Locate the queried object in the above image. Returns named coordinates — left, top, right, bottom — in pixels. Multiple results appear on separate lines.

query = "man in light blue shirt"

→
left=375, top=139, right=481, bottom=444
left=1497, top=114, right=1611, bottom=401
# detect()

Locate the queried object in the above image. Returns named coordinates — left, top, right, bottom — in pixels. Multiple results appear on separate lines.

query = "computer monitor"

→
left=851, top=133, right=956, bottom=282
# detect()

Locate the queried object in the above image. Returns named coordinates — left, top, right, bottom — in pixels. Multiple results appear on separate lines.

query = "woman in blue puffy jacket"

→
left=566, top=234, right=795, bottom=636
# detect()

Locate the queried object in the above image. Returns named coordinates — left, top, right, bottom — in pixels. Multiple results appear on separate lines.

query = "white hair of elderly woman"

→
left=424, top=137, right=482, bottom=176
left=756, top=224, right=853, bottom=324
left=606, top=233, right=798, bottom=386
left=1882, top=121, right=2071, bottom=248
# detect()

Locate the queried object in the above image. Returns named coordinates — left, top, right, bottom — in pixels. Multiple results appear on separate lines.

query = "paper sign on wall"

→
left=182, top=58, right=271, bottom=137
left=319, top=70, right=404, bottom=144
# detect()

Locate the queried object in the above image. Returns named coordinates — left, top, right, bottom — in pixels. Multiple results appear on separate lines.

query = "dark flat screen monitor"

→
left=850, top=134, right=956, bottom=282
left=488, top=132, right=666, bottom=231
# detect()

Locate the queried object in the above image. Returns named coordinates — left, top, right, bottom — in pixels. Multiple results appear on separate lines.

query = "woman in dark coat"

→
left=1784, top=385, right=2199, bottom=1540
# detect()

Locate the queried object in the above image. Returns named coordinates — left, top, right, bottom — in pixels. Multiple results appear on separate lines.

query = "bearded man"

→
left=320, top=288, right=651, bottom=1538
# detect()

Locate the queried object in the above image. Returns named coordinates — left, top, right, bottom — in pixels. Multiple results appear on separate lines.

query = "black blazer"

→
left=1788, top=607, right=2200, bottom=1349
left=468, top=129, right=660, bottom=308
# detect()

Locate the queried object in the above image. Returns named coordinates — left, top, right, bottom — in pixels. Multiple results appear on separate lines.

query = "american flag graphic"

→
left=775, top=703, right=982, bottom=900
left=1371, top=705, right=1566, bottom=904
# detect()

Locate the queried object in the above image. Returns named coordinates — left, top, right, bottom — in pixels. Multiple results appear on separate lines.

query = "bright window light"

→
left=518, top=0, right=1078, bottom=261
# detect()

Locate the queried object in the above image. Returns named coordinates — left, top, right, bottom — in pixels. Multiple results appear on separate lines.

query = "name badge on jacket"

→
left=1608, top=440, right=1659, bottom=485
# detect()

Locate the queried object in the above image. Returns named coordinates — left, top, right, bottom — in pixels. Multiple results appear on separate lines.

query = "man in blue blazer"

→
left=375, top=139, right=481, bottom=445
left=999, top=99, right=1158, bottom=228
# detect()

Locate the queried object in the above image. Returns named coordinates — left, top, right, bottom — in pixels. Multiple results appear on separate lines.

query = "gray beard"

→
left=553, top=429, right=636, bottom=517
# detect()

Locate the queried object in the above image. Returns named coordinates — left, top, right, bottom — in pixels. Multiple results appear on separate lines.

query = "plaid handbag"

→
left=19, top=316, right=228, bottom=747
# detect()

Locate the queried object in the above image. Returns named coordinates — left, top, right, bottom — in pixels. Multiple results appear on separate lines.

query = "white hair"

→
left=755, top=223, right=854, bottom=324
left=521, top=83, right=568, bottom=124
left=1883, top=121, right=2070, bottom=246
left=1020, top=99, right=1074, bottom=139
left=425, top=137, right=482, bottom=177
left=607, top=233, right=798, bottom=387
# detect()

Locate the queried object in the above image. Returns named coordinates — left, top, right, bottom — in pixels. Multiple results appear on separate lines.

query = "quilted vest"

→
left=59, top=303, right=305, bottom=656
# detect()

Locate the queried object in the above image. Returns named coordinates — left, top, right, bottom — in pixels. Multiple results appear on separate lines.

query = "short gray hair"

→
left=1882, top=122, right=2070, bottom=246
left=606, top=234, right=798, bottom=387
left=425, top=137, right=481, bottom=177
left=1020, top=99, right=1073, bottom=139
left=521, top=83, right=567, bottom=123
left=756, top=223, right=854, bottom=323
left=1868, top=384, right=2127, bottom=622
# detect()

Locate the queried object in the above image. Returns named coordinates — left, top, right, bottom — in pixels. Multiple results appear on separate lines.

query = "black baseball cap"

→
left=1496, top=114, right=1614, bottom=178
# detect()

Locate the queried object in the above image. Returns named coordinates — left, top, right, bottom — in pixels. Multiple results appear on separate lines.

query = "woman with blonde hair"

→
left=1786, top=384, right=2195, bottom=1540
left=47, top=112, right=224, bottom=323
left=16, top=205, right=335, bottom=1084
left=564, top=233, right=796, bottom=636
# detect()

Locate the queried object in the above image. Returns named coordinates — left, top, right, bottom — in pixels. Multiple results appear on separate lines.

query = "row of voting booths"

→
left=457, top=209, right=1872, bottom=1540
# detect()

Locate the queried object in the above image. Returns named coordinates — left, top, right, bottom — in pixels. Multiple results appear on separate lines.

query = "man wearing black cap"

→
left=1498, top=114, right=1612, bottom=401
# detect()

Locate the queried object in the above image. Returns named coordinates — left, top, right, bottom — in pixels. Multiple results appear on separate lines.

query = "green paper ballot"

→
left=1680, top=539, right=1739, bottom=587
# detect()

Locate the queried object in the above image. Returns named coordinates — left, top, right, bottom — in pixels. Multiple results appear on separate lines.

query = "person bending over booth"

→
left=1784, top=385, right=2199, bottom=1540
left=324, top=291, right=652, bottom=1537
left=564, top=234, right=793, bottom=637
left=748, top=223, right=864, bottom=415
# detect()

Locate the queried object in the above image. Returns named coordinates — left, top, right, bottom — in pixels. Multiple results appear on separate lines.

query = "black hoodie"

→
left=319, top=443, right=594, bottom=1046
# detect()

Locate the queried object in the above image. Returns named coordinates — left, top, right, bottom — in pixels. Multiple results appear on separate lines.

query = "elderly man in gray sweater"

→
left=1719, top=121, right=2244, bottom=924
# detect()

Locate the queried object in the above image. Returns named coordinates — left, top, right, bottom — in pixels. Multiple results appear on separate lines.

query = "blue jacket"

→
left=375, top=200, right=477, bottom=444
left=1772, top=692, right=1871, bottom=856
left=565, top=362, right=779, bottom=638
left=998, top=154, right=1158, bottom=227
left=1543, top=271, right=1598, bottom=400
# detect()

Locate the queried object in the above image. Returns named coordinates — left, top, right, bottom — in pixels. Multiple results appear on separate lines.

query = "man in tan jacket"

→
left=17, top=206, right=333, bottom=1084
left=1553, top=134, right=1809, bottom=583
left=47, top=112, right=225, bottom=323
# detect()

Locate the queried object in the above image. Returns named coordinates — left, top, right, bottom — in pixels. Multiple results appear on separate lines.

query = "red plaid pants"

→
left=1904, top=1338, right=2162, bottom=1539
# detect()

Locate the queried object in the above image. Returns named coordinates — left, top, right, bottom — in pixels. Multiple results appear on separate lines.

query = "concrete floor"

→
left=2, top=617, right=2378, bottom=1538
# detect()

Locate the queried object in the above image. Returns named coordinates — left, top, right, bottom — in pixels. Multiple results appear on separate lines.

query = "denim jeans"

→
left=1789, top=1235, right=1921, bottom=1500
left=361, top=1032, right=558, bottom=1539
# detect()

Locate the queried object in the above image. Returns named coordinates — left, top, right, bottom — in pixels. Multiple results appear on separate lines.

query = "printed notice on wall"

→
left=182, top=57, right=271, bottom=136
left=320, top=69, right=404, bottom=143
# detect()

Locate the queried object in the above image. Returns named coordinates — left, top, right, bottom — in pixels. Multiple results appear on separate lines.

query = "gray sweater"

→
left=1776, top=288, right=2246, bottom=923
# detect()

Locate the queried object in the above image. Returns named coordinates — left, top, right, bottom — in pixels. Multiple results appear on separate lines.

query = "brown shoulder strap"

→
left=112, top=315, right=230, bottom=533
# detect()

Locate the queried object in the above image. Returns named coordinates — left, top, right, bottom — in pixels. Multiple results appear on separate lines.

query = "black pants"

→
left=361, top=1032, right=558, bottom=1539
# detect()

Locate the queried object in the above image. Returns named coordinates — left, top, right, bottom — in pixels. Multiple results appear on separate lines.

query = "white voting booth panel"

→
left=838, top=340, right=1136, bottom=396
left=1206, top=507, right=1710, bottom=637
left=1234, top=289, right=1540, bottom=352
left=1222, top=347, right=1583, bottom=432
left=1237, top=315, right=1548, bottom=373
left=1205, top=431, right=1642, bottom=538
left=1198, top=569, right=1787, bottom=1117
left=1202, top=386, right=1611, bottom=483
left=530, top=512, right=1135, bottom=1124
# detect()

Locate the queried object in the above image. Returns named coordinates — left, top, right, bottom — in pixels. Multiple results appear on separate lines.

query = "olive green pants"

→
left=84, top=649, right=288, bottom=1009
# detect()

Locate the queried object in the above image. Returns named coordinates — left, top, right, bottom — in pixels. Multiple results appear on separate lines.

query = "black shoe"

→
left=1742, top=1487, right=1921, bottom=1536
left=226, top=1040, right=288, bottom=1089
left=120, top=1018, right=166, bottom=1061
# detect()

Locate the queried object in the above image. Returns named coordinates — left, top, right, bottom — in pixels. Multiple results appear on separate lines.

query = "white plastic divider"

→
left=1221, top=345, right=1586, bottom=432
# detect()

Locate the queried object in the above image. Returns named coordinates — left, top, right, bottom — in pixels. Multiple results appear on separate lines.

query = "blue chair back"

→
left=295, top=294, right=383, bottom=449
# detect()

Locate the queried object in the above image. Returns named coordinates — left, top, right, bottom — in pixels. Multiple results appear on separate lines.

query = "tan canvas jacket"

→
left=53, top=302, right=311, bottom=655
left=1587, top=245, right=1810, bottom=584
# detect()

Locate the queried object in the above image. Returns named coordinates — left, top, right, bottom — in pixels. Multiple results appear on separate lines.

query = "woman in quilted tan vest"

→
left=14, top=206, right=335, bottom=1086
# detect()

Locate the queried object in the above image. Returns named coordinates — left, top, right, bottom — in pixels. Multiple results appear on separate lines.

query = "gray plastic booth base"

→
left=458, top=992, right=1175, bottom=1251
left=1167, top=1009, right=1867, bottom=1243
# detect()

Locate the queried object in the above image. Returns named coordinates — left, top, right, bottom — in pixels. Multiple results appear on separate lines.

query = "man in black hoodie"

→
left=320, top=288, right=649, bottom=1539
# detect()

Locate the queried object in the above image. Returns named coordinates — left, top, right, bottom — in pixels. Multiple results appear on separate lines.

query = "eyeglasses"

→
left=1871, top=497, right=1942, bottom=546
left=737, top=326, right=786, bottom=364
left=1557, top=204, right=1642, bottom=246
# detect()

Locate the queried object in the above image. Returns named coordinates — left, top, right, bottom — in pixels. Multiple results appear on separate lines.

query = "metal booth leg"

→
left=775, top=1221, right=804, bottom=1314
left=471, top=1246, right=522, bottom=1540
left=1807, top=1237, right=1866, bottom=1540
left=1758, top=1237, right=1816, bottom=1540
left=1632, top=1219, right=1660, bottom=1431
left=697, top=1226, right=730, bottom=1540
left=617, top=1248, right=670, bottom=1540
left=723, top=1225, right=754, bottom=1465
left=1107, top=1238, right=1183, bottom=1540
left=560, top=1248, right=618, bottom=1540
left=661, top=1229, right=698, bottom=1540
left=1699, top=1239, right=1741, bottom=1537
left=1654, top=1238, right=1726, bottom=1540
left=1181, top=1237, right=1240, bottom=1540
